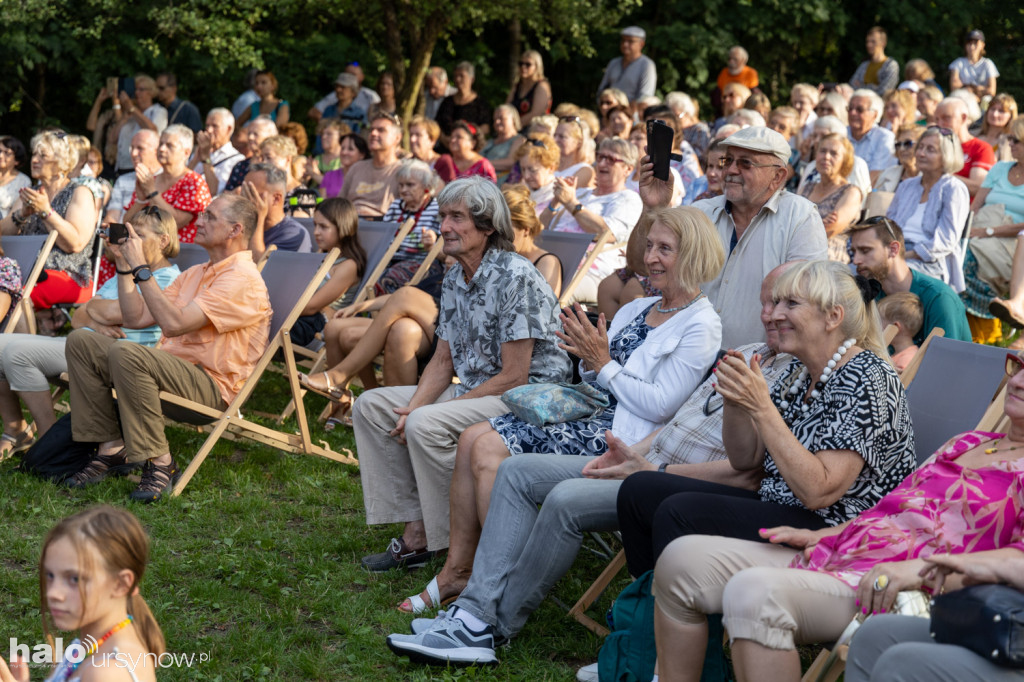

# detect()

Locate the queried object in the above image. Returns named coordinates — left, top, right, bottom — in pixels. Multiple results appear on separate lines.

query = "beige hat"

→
left=334, top=73, right=359, bottom=90
left=722, top=126, right=791, bottom=164
left=621, top=26, right=646, bottom=40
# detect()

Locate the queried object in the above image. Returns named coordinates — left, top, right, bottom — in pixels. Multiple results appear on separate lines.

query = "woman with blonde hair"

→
left=799, top=133, right=862, bottom=262
left=515, top=133, right=561, bottom=212
left=977, top=92, right=1018, bottom=161
left=873, top=124, right=924, bottom=192
left=882, top=90, right=916, bottom=131
left=790, top=83, right=820, bottom=141
left=507, top=49, right=552, bottom=127
left=553, top=115, right=594, bottom=187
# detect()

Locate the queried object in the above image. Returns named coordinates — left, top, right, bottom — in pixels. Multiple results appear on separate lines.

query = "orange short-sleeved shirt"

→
left=158, top=250, right=271, bottom=403
left=717, top=66, right=759, bottom=92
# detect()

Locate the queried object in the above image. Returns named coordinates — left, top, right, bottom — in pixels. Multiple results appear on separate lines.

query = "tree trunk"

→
left=396, top=16, right=444, bottom=126
left=508, top=17, right=521, bottom=89
left=34, top=62, right=46, bottom=122
left=382, top=0, right=406, bottom=96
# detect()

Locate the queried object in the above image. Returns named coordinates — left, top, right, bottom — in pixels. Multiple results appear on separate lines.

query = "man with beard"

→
left=849, top=217, right=971, bottom=344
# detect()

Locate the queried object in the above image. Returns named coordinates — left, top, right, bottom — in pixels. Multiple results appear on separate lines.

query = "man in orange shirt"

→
left=716, top=46, right=759, bottom=92
left=65, top=194, right=272, bottom=502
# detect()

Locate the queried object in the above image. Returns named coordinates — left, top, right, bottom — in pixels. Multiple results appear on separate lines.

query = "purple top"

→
left=320, top=169, right=345, bottom=199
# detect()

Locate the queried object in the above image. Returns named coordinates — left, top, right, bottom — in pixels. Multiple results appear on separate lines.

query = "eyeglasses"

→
left=525, top=137, right=547, bottom=148
left=139, top=205, right=162, bottom=217
left=1006, top=353, right=1024, bottom=378
left=895, top=140, right=916, bottom=150
left=847, top=105, right=870, bottom=114
left=717, top=156, right=783, bottom=171
left=198, top=209, right=221, bottom=223
left=860, top=215, right=900, bottom=244
left=702, top=390, right=723, bottom=416
left=518, top=61, right=533, bottom=68
left=596, top=153, right=627, bottom=165
left=560, top=115, right=586, bottom=135
left=1009, top=137, right=1022, bottom=146
left=374, top=111, right=403, bottom=127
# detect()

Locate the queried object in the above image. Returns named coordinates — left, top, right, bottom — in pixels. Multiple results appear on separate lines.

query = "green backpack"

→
left=597, top=570, right=732, bottom=681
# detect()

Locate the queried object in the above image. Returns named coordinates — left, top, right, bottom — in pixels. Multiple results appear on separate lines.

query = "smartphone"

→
left=106, top=223, right=129, bottom=245
left=647, top=119, right=674, bottom=181
left=118, top=76, right=135, bottom=99
left=106, top=77, right=118, bottom=97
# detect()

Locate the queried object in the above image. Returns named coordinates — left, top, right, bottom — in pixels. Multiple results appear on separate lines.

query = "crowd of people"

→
left=0, top=21, right=1021, bottom=682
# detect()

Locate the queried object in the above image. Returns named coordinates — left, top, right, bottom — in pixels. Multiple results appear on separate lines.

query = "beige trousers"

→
left=653, top=535, right=859, bottom=650
left=67, top=329, right=224, bottom=462
left=351, top=385, right=509, bottom=551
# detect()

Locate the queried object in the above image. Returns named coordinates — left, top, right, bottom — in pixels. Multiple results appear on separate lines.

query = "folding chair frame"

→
left=2, top=232, right=58, bottom=334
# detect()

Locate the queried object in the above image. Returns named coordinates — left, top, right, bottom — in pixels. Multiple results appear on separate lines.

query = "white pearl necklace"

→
left=778, top=338, right=856, bottom=418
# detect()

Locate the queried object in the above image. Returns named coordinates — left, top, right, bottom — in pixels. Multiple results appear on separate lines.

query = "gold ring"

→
left=873, top=575, right=889, bottom=591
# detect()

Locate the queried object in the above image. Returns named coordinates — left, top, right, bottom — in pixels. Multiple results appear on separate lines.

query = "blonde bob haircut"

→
left=515, top=133, right=560, bottom=170
left=30, top=131, right=77, bottom=175
left=919, top=126, right=965, bottom=175
left=645, top=206, right=725, bottom=293
left=131, top=205, right=182, bottom=258
left=772, top=259, right=889, bottom=362
left=502, top=183, right=543, bottom=239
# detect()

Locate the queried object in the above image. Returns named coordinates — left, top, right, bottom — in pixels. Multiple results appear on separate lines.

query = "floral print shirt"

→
left=436, top=248, right=570, bottom=394
left=793, top=430, right=1024, bottom=588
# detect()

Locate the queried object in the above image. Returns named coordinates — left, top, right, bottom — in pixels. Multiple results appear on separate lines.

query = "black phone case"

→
left=647, top=120, right=673, bottom=181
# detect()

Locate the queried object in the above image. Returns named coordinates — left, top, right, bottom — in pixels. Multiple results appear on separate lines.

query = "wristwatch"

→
left=132, top=266, right=152, bottom=284
left=986, top=227, right=995, bottom=237
left=571, top=203, right=584, bottom=216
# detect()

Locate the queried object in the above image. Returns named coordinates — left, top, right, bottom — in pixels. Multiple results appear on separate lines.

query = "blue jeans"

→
left=453, top=454, right=623, bottom=640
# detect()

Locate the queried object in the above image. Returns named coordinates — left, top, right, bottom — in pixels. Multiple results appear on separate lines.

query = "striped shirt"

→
left=382, top=198, right=441, bottom=263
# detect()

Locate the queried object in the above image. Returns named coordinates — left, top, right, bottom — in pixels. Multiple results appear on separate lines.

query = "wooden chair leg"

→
left=568, top=549, right=627, bottom=637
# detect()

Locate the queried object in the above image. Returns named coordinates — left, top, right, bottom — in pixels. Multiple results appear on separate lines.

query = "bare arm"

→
left=520, top=81, right=552, bottom=126
left=275, top=102, right=291, bottom=127
left=301, top=260, right=359, bottom=315
left=949, top=69, right=964, bottom=92
left=489, top=136, right=525, bottom=173
left=38, top=185, right=97, bottom=253
left=957, top=166, right=989, bottom=197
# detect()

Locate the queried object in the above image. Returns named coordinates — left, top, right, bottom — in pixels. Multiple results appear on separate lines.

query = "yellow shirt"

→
left=158, top=250, right=272, bottom=403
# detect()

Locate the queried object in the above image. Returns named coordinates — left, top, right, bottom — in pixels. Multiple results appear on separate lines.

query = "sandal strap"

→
left=67, top=450, right=126, bottom=485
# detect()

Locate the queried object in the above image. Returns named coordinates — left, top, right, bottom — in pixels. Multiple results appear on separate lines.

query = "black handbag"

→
left=930, top=583, right=1024, bottom=668
left=18, top=413, right=99, bottom=483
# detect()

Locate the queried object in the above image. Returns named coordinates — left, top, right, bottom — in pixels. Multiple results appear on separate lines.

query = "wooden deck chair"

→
left=351, top=219, right=416, bottom=305
left=148, top=248, right=358, bottom=497
left=2, top=232, right=58, bottom=334
left=903, top=335, right=1009, bottom=465
left=535, top=231, right=600, bottom=305
left=295, top=216, right=315, bottom=244
left=897, top=327, right=943, bottom=388
left=168, top=243, right=210, bottom=271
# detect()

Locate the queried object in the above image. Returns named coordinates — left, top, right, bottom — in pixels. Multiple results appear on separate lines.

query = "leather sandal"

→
left=299, top=371, right=346, bottom=402
left=989, top=300, right=1024, bottom=330
left=324, top=389, right=355, bottom=431
left=0, top=428, right=34, bottom=461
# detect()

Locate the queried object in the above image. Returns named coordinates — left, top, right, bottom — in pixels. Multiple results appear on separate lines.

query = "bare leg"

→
left=311, top=288, right=437, bottom=392
left=323, top=317, right=371, bottom=367
left=382, top=317, right=430, bottom=386
left=18, top=390, right=57, bottom=438
left=655, top=603, right=707, bottom=682
left=730, top=640, right=801, bottom=682
left=597, top=273, right=627, bottom=319
left=401, top=520, right=428, bottom=550
left=991, top=234, right=1024, bottom=319
left=469, top=427, right=512, bottom=521
left=0, top=381, right=28, bottom=437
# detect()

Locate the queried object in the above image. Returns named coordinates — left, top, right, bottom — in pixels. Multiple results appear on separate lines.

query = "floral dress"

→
left=488, top=302, right=655, bottom=456
left=98, top=171, right=212, bottom=285
left=799, top=181, right=858, bottom=263
left=0, top=257, right=22, bottom=329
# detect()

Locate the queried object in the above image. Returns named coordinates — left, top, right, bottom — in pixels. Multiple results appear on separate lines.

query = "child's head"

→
left=40, top=506, right=164, bottom=655
left=314, top=197, right=366, bottom=277
left=877, top=292, right=923, bottom=340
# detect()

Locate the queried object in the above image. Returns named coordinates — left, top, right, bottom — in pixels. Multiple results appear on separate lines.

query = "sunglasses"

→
left=596, top=153, right=627, bottom=165
left=560, top=115, right=585, bottom=134
left=1007, top=353, right=1024, bottom=378
left=895, top=140, right=916, bottom=150
left=717, top=156, right=783, bottom=171
left=374, top=111, right=403, bottom=127
left=524, top=137, right=547, bottom=148
left=861, top=215, right=900, bottom=244
left=1009, top=137, right=1022, bottom=146
left=518, top=61, right=534, bottom=68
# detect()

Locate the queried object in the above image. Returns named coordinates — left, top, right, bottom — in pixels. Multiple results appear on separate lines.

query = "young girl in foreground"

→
left=0, top=506, right=163, bottom=681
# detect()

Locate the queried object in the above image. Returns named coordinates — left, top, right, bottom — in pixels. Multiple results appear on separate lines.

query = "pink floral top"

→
left=792, top=431, right=1024, bottom=588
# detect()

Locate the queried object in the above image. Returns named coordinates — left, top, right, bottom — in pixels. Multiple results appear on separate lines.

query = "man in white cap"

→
left=596, top=26, right=657, bottom=108
left=672, top=126, right=827, bottom=347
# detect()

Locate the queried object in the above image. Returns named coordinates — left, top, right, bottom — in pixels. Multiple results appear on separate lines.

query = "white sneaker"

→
left=576, top=661, right=599, bottom=682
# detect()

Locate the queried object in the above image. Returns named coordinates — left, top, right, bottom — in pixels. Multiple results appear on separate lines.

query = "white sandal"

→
left=398, top=576, right=458, bottom=615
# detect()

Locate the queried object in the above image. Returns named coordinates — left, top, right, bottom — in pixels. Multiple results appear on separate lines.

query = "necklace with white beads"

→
left=778, top=338, right=856, bottom=423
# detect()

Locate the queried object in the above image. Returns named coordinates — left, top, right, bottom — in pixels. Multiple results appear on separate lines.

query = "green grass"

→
left=0, top=372, right=633, bottom=681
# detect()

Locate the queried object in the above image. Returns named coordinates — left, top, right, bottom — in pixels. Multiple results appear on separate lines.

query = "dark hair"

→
left=0, top=136, right=28, bottom=169
left=255, top=69, right=279, bottom=93
left=317, top=197, right=366, bottom=278
left=451, top=120, right=485, bottom=151
left=156, top=72, right=178, bottom=88
left=848, top=216, right=906, bottom=258
left=340, top=133, right=370, bottom=161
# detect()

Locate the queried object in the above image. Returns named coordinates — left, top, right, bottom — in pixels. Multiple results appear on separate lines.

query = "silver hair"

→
left=206, top=107, right=235, bottom=132
left=162, top=124, right=194, bottom=155
left=665, top=91, right=697, bottom=119
left=919, top=126, right=965, bottom=174
left=730, top=46, right=749, bottom=63
left=248, top=162, right=288, bottom=191
left=728, top=109, right=766, bottom=128
left=850, top=89, right=884, bottom=119
left=396, top=159, right=442, bottom=196
left=813, top=115, right=847, bottom=136
left=598, top=137, right=638, bottom=167
left=250, top=116, right=279, bottom=136
left=436, top=176, right=514, bottom=251
left=455, top=61, right=475, bottom=80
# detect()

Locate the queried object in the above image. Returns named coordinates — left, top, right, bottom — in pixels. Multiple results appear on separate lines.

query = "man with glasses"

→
left=596, top=26, right=657, bottom=109
left=339, top=112, right=403, bottom=217
left=936, top=96, right=994, bottom=197
left=384, top=263, right=795, bottom=669
left=685, top=126, right=827, bottom=348
left=849, top=217, right=971, bottom=344
left=64, top=194, right=272, bottom=503
left=106, top=129, right=161, bottom=223
left=154, top=72, right=202, bottom=134
left=847, top=89, right=896, bottom=183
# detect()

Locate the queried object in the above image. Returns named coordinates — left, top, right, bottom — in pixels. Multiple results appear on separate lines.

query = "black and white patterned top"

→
left=436, top=247, right=571, bottom=394
left=759, top=351, right=916, bottom=526
left=21, top=182, right=98, bottom=287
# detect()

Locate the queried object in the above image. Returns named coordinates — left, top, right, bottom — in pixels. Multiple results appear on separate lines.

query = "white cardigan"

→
left=580, top=295, right=722, bottom=445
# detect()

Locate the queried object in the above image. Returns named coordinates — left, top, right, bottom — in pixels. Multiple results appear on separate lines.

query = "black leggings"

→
left=617, top=471, right=829, bottom=577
